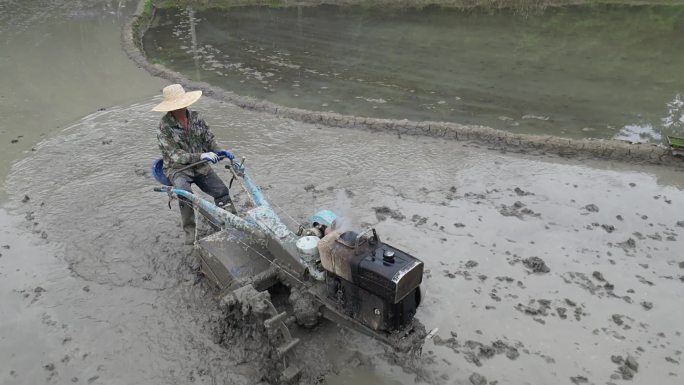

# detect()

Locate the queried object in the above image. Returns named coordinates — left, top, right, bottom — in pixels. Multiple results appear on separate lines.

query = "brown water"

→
left=2, top=1, right=684, bottom=385
left=0, top=0, right=164, bottom=199
left=143, top=4, right=684, bottom=142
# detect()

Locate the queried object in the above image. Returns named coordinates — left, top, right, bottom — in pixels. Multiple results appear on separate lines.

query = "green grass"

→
left=668, top=135, right=684, bottom=148
left=143, top=0, right=155, bottom=16
left=153, top=0, right=684, bottom=11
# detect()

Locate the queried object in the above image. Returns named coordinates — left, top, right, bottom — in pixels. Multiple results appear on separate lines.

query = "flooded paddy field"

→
left=4, top=97, right=684, bottom=384
left=143, top=4, right=684, bottom=142
left=0, top=0, right=164, bottom=195
left=1, top=0, right=684, bottom=384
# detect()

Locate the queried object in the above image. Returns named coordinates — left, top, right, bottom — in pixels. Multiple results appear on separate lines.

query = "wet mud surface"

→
left=3, top=97, right=684, bottom=384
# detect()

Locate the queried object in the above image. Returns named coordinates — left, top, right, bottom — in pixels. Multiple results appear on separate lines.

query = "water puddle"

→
left=143, top=4, right=684, bottom=141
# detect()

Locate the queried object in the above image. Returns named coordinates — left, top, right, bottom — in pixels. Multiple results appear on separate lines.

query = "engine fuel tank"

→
left=318, top=230, right=423, bottom=304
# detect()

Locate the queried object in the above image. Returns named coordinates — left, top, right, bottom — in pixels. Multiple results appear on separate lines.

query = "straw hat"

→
left=151, top=84, right=202, bottom=112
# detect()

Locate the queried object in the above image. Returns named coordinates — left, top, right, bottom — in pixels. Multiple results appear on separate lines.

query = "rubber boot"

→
left=179, top=201, right=196, bottom=245
left=217, top=200, right=238, bottom=215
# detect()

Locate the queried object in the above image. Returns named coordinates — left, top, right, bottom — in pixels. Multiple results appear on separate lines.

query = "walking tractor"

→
left=152, top=157, right=430, bottom=382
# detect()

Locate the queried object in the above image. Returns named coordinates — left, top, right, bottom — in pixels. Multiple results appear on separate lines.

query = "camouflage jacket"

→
left=157, top=109, right=220, bottom=177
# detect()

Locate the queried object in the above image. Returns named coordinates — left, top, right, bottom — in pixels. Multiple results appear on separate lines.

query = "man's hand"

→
left=200, top=152, right=219, bottom=164
left=216, top=150, right=235, bottom=160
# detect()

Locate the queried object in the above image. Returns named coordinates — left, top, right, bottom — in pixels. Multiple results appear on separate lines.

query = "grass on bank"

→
left=152, top=0, right=684, bottom=11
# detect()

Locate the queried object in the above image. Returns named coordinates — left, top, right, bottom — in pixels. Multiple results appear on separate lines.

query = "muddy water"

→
left=2, top=1, right=684, bottom=384
left=143, top=4, right=684, bottom=142
left=0, top=0, right=164, bottom=197
left=5, top=96, right=684, bottom=384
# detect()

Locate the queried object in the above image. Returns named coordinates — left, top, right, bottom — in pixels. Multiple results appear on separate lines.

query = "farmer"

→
left=153, top=84, right=237, bottom=245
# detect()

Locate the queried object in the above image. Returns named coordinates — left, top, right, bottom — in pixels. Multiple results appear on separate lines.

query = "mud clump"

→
left=411, top=214, right=428, bottom=226
left=513, top=187, right=533, bottom=196
left=465, top=260, right=479, bottom=269
left=380, top=320, right=432, bottom=382
left=289, top=289, right=318, bottom=328
left=515, top=299, right=552, bottom=318
left=617, top=364, right=634, bottom=380
left=625, top=355, right=639, bottom=372
left=303, top=184, right=323, bottom=193
left=563, top=272, right=619, bottom=299
left=636, top=275, right=654, bottom=286
left=434, top=335, right=521, bottom=367
left=611, top=354, right=638, bottom=380
left=617, top=238, right=637, bottom=250
left=516, top=298, right=588, bottom=323
left=499, top=201, right=540, bottom=219
left=31, top=286, right=46, bottom=304
left=584, top=204, right=599, bottom=213
left=611, top=314, right=624, bottom=326
left=213, top=288, right=286, bottom=384
left=373, top=206, right=406, bottom=221
left=640, top=301, right=653, bottom=310
left=522, top=257, right=550, bottom=273
left=469, top=372, right=487, bottom=385
left=386, top=318, right=428, bottom=354
left=570, top=376, right=588, bottom=384
left=492, top=340, right=520, bottom=360
left=665, top=356, right=680, bottom=364
left=556, top=307, right=568, bottom=319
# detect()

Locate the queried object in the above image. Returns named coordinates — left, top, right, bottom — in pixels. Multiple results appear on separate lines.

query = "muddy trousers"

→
left=172, top=170, right=233, bottom=244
